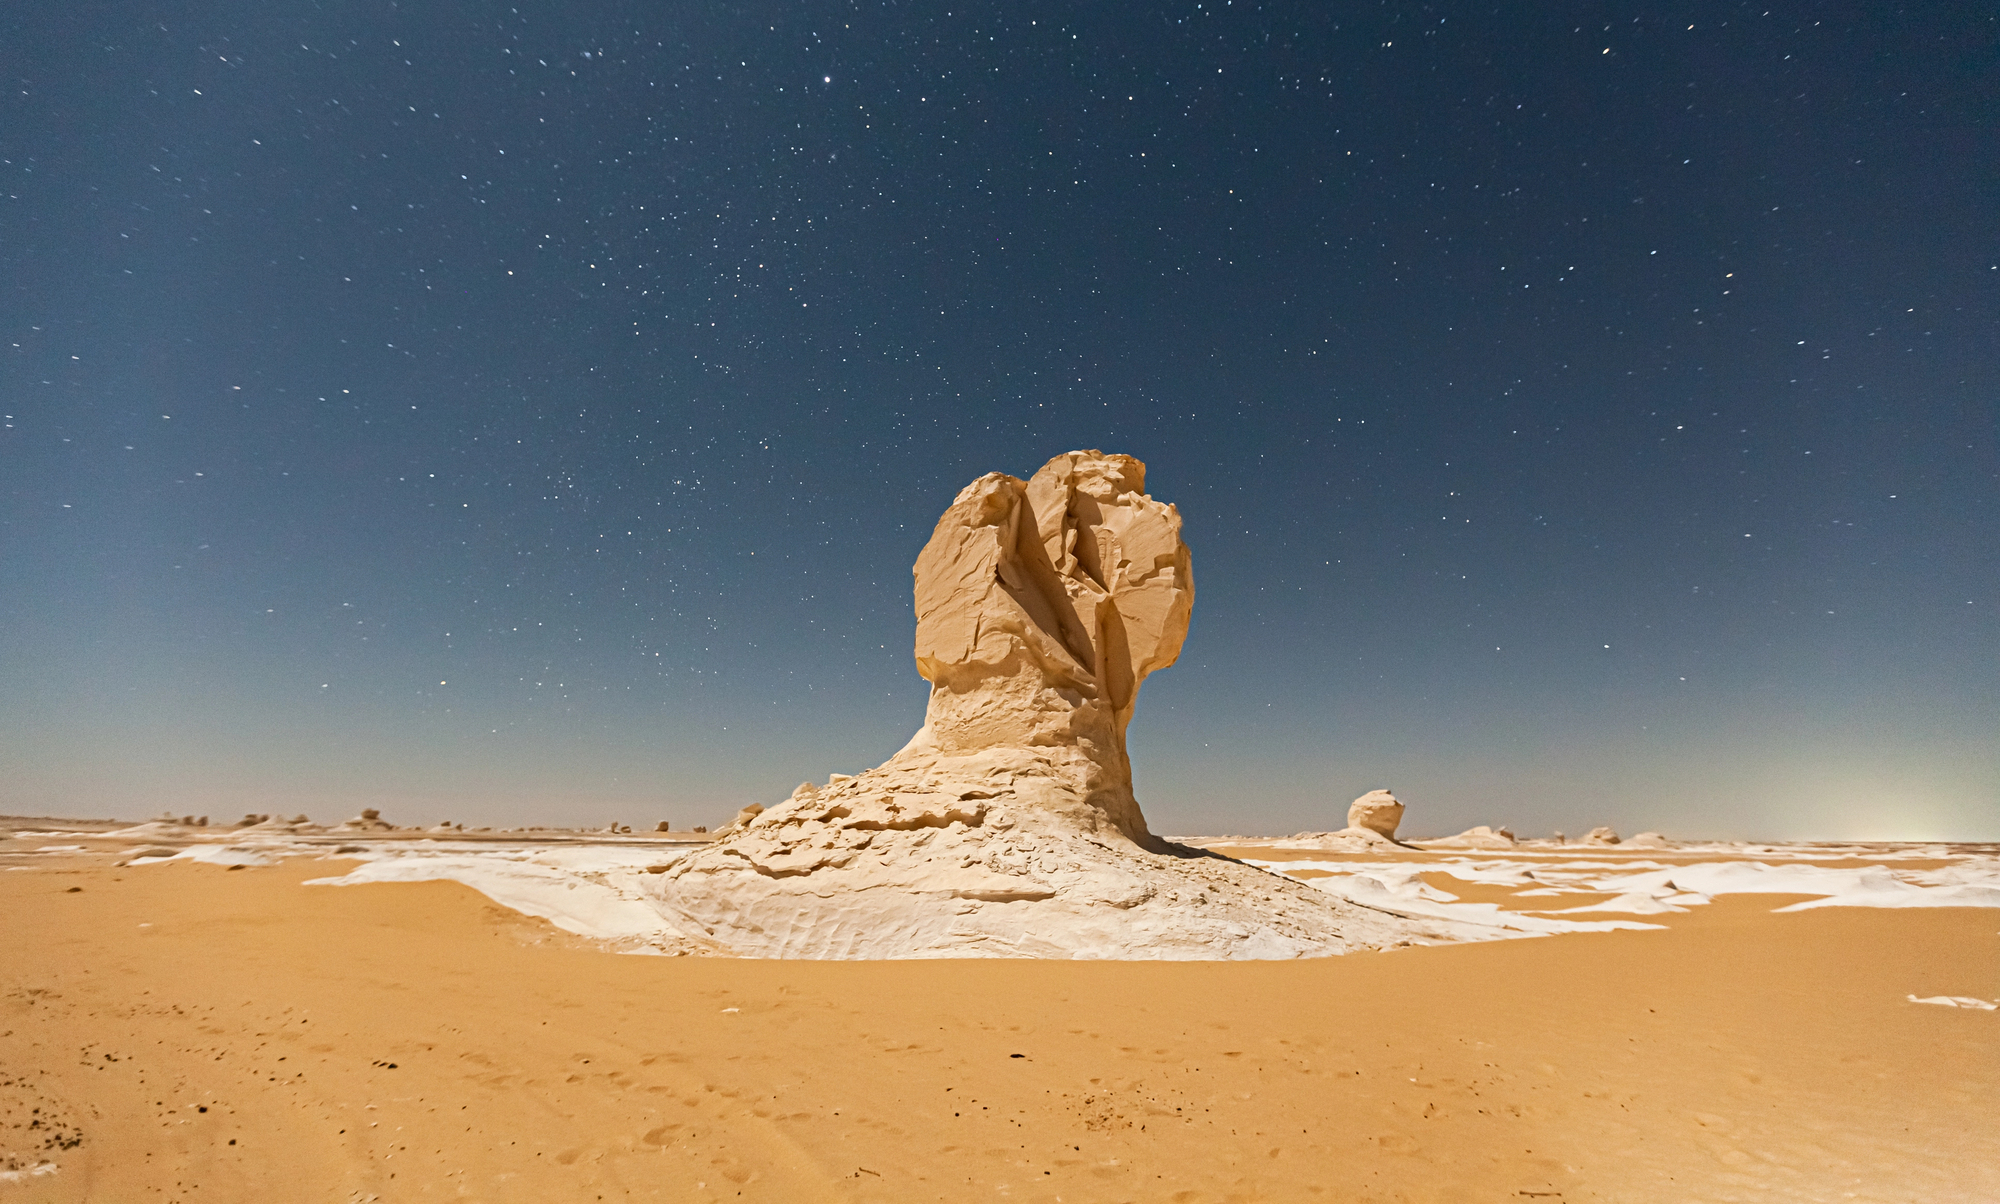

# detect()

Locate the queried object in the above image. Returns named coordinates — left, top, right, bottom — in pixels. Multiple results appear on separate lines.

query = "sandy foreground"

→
left=3, top=827, right=1996, bottom=1202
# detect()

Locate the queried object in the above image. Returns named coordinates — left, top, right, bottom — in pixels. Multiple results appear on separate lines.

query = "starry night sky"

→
left=3, top=3, right=1994, bottom=838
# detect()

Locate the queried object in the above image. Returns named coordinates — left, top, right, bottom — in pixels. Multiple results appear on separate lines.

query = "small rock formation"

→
left=339, top=808, right=396, bottom=833
left=1624, top=831, right=1670, bottom=848
left=1582, top=826, right=1622, bottom=846
left=1347, top=790, right=1404, bottom=839
left=650, top=452, right=1453, bottom=958
left=655, top=821, right=671, bottom=833
left=1418, top=824, right=1518, bottom=851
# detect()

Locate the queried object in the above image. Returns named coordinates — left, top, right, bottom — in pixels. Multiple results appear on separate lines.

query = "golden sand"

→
left=3, top=853, right=1995, bottom=1202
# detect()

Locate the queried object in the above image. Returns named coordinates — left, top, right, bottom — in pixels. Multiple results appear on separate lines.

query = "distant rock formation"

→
left=1281, top=791, right=1417, bottom=850
left=234, top=813, right=317, bottom=833
left=1347, top=790, right=1405, bottom=839
left=1581, top=826, right=1622, bottom=846
left=1624, top=831, right=1670, bottom=848
left=1417, top=824, right=1518, bottom=851
left=339, top=808, right=396, bottom=833
left=650, top=452, right=1449, bottom=958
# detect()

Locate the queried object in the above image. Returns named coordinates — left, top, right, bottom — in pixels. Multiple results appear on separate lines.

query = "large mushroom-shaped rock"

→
left=1346, top=790, right=1405, bottom=840
left=1278, top=790, right=1415, bottom=850
left=647, top=452, right=1463, bottom=958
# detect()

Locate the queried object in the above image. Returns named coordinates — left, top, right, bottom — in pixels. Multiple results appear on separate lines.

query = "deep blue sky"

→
left=3, top=2, right=1994, bottom=838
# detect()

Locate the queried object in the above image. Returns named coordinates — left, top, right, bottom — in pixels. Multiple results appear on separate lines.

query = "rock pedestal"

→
left=1346, top=790, right=1405, bottom=840
left=649, top=452, right=1448, bottom=958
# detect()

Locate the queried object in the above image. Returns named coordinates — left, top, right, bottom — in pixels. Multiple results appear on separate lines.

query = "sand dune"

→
left=3, top=824, right=1996, bottom=1201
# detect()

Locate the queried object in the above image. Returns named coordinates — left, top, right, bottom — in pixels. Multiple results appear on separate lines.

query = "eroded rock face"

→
left=1346, top=790, right=1405, bottom=840
left=648, top=452, right=1453, bottom=959
left=900, top=450, right=1193, bottom=842
left=1416, top=824, right=1518, bottom=851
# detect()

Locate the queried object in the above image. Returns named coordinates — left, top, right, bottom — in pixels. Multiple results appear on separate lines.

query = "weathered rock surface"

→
left=1416, top=824, right=1518, bottom=851
left=1277, top=791, right=1420, bottom=851
left=1346, top=790, right=1405, bottom=839
left=648, top=451, right=1459, bottom=959
left=1278, top=825, right=1406, bottom=851
left=1582, top=826, right=1623, bottom=846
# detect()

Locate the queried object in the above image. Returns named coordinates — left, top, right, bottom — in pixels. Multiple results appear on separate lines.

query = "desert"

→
left=4, top=814, right=1997, bottom=1202
left=3, top=453, right=1995, bottom=1202
left=11, top=1, right=1994, bottom=1197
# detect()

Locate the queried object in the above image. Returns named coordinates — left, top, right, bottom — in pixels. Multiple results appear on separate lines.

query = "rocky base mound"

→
left=1279, top=826, right=1412, bottom=851
left=1414, top=824, right=1520, bottom=851
left=651, top=749, right=1454, bottom=959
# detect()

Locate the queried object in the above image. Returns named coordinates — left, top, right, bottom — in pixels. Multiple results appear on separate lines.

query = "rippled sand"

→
left=2, top=822, right=1995, bottom=1201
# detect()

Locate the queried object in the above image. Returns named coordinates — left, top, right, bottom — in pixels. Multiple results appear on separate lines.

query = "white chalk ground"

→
left=15, top=824, right=1999, bottom=974
left=303, top=843, right=688, bottom=951
left=256, top=836, right=2000, bottom=949
left=1241, top=854, right=2000, bottom=919
left=1907, top=994, right=1998, bottom=1010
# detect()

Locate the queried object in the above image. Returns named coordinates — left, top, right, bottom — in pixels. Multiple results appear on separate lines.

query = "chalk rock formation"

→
left=339, top=809, right=396, bottom=833
left=649, top=452, right=1459, bottom=959
left=712, top=804, right=765, bottom=839
left=1279, top=790, right=1417, bottom=849
left=1416, top=824, right=1518, bottom=851
left=1624, top=831, right=1671, bottom=849
left=1582, top=826, right=1622, bottom=846
left=1346, top=790, right=1405, bottom=839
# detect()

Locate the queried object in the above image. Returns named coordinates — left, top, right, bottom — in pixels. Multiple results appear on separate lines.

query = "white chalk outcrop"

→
left=648, top=451, right=1452, bottom=959
left=1280, top=790, right=1418, bottom=850
left=1416, top=824, right=1519, bottom=851
left=1347, top=789, right=1404, bottom=839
